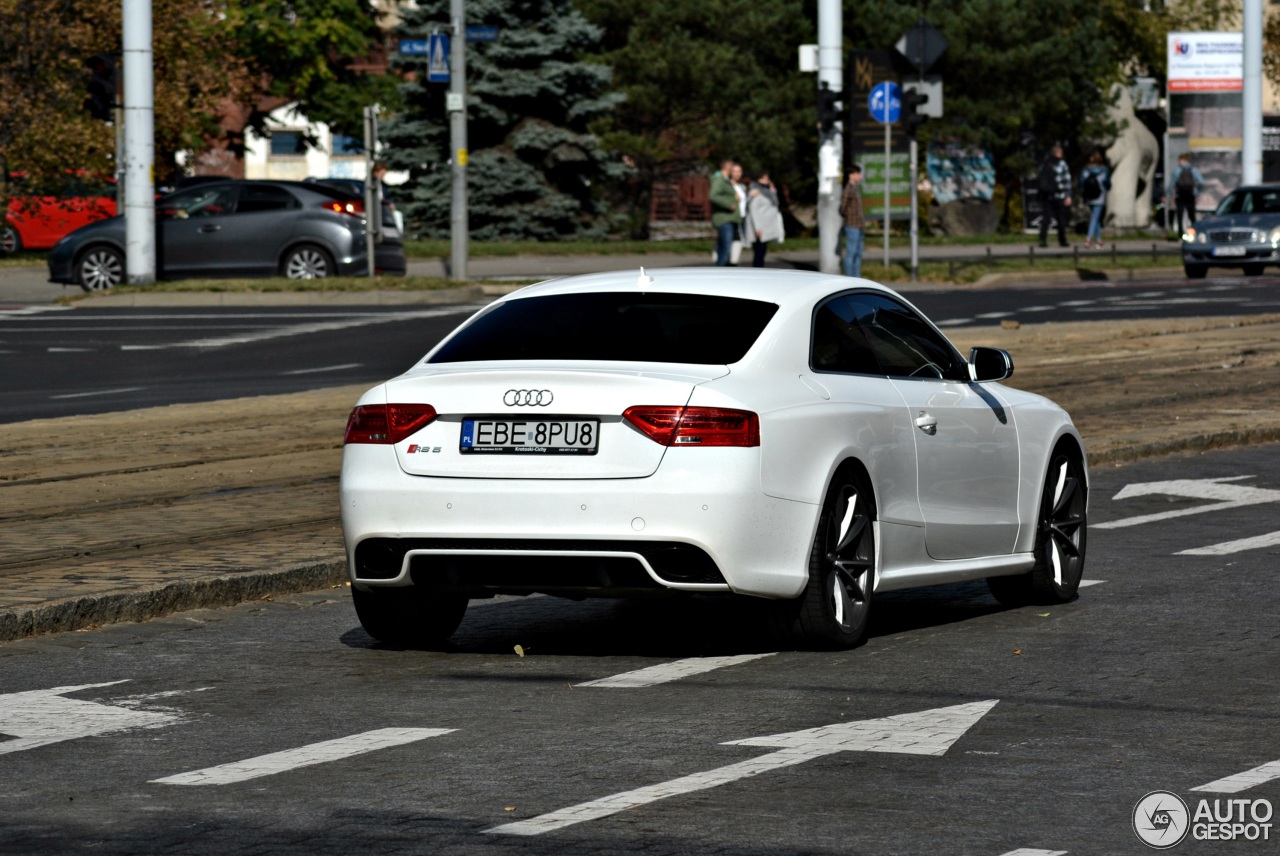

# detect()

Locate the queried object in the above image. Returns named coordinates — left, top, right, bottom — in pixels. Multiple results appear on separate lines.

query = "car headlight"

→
left=1269, top=226, right=1280, bottom=244
left=1183, top=227, right=1195, bottom=243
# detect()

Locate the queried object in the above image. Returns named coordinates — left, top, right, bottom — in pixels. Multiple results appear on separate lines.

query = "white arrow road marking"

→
left=1191, top=759, right=1280, bottom=794
left=0, top=681, right=182, bottom=755
left=486, top=700, right=998, bottom=836
left=151, top=727, right=455, bottom=786
left=577, top=654, right=775, bottom=688
left=1077, top=579, right=1105, bottom=588
left=1097, top=476, right=1280, bottom=529
left=1177, top=529, right=1280, bottom=556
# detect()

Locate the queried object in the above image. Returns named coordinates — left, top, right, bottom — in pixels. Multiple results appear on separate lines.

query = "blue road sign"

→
left=427, top=33, right=450, bottom=83
left=398, top=38, right=430, bottom=56
left=466, top=25, right=499, bottom=42
left=868, top=82, right=902, bottom=124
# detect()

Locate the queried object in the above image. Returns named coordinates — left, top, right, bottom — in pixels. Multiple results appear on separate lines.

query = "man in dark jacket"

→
left=1037, top=144, right=1072, bottom=248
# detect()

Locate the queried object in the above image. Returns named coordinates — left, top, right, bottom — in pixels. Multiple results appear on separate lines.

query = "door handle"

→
left=199, top=224, right=222, bottom=233
left=914, top=412, right=938, bottom=435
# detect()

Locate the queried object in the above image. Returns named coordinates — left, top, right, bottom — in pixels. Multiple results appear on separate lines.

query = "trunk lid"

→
left=386, top=364, right=728, bottom=479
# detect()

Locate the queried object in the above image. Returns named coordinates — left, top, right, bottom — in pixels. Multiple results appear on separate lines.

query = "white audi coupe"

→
left=340, top=268, right=1088, bottom=649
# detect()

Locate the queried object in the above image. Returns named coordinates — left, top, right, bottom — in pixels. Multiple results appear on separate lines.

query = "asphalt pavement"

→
left=0, top=443, right=1277, bottom=854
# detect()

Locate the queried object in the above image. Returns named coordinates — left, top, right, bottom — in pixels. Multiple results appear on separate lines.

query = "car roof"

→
left=501, top=268, right=895, bottom=310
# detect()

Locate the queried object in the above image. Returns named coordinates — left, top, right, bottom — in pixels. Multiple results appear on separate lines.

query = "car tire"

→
left=283, top=244, right=335, bottom=280
left=988, top=445, right=1087, bottom=606
left=2, top=224, right=21, bottom=256
left=1242, top=263, right=1265, bottom=276
left=76, top=246, right=125, bottom=292
left=774, top=464, right=876, bottom=650
left=351, top=585, right=468, bottom=648
left=1183, top=263, right=1208, bottom=279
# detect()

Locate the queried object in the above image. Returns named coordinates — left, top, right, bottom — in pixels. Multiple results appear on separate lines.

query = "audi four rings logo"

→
left=504, top=389, right=554, bottom=406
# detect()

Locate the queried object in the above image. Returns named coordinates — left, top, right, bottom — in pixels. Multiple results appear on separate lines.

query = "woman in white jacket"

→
left=743, top=171, right=785, bottom=268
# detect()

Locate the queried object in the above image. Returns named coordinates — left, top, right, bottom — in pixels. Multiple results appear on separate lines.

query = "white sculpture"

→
left=1104, top=83, right=1160, bottom=229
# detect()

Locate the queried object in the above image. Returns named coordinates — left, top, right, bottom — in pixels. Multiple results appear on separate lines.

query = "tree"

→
left=1, top=0, right=244, bottom=241
left=578, top=0, right=814, bottom=235
left=225, top=0, right=398, bottom=140
left=381, top=0, right=627, bottom=240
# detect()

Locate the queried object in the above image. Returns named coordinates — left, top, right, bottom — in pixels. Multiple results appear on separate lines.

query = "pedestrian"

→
left=1167, top=152, right=1205, bottom=236
left=839, top=166, right=865, bottom=277
left=730, top=162, right=747, bottom=265
left=743, top=170, right=785, bottom=267
left=1079, top=148, right=1111, bottom=249
left=1036, top=144, right=1072, bottom=248
left=709, top=159, right=739, bottom=267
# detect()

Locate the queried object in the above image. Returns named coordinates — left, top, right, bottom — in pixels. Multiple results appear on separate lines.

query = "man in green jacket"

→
left=710, top=159, right=740, bottom=266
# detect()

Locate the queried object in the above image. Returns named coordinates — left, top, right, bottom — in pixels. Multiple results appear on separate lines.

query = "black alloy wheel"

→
left=988, top=448, right=1087, bottom=606
left=777, top=466, right=876, bottom=649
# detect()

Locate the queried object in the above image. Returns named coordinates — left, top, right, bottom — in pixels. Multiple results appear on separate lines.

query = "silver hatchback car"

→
left=48, top=179, right=406, bottom=291
left=1181, top=185, right=1280, bottom=279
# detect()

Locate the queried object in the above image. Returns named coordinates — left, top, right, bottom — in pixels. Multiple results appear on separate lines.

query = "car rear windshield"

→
left=428, top=292, right=779, bottom=365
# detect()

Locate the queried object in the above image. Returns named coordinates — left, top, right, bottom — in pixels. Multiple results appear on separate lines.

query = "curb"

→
left=0, top=559, right=347, bottom=643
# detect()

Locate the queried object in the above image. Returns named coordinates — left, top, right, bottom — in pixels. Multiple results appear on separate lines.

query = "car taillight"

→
left=622, top=406, right=760, bottom=447
left=344, top=404, right=437, bottom=444
left=323, top=199, right=365, bottom=217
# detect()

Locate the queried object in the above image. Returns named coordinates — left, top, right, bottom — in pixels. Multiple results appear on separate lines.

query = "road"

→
left=1, top=443, right=1277, bottom=854
left=3, top=275, right=1278, bottom=423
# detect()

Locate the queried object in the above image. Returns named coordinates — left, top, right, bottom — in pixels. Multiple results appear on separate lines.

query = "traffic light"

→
left=817, top=81, right=842, bottom=136
left=901, top=86, right=928, bottom=135
left=84, top=54, right=116, bottom=122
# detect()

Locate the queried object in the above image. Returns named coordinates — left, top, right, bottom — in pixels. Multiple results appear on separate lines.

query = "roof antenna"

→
left=637, top=267, right=654, bottom=290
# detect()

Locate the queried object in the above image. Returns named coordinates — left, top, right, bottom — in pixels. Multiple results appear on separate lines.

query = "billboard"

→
left=1167, top=32, right=1242, bottom=93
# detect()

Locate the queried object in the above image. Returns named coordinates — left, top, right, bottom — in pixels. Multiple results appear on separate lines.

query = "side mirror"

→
left=969, top=347, right=1014, bottom=382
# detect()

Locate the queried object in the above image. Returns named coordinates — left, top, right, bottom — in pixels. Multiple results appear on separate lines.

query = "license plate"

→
left=460, top=418, right=599, bottom=454
left=1213, top=246, right=1248, bottom=257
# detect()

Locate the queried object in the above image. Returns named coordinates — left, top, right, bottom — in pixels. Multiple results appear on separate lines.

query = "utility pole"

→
left=816, top=0, right=841, bottom=275
left=1243, top=0, right=1262, bottom=184
left=363, top=106, right=381, bottom=278
left=449, top=0, right=468, bottom=280
left=122, top=0, right=155, bottom=284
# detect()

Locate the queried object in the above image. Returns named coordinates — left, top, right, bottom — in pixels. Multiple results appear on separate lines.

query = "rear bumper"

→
left=340, top=444, right=818, bottom=600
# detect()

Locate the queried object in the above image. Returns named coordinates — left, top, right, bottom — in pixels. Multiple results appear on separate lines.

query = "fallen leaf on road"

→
left=1037, top=612, right=1051, bottom=617
left=504, top=806, right=517, bottom=812
left=514, top=644, right=525, bottom=658
left=1013, top=649, right=1022, bottom=655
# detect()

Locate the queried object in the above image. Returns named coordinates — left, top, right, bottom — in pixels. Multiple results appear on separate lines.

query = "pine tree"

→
left=383, top=0, right=626, bottom=241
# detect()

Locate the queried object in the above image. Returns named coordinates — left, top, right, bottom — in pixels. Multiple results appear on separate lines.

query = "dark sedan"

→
left=48, top=179, right=406, bottom=291
left=1182, top=185, right=1280, bottom=279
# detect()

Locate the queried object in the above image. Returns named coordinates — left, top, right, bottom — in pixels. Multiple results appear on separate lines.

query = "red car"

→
left=3, top=175, right=117, bottom=254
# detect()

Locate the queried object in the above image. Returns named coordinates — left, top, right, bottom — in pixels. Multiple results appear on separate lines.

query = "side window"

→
left=847, top=293, right=966, bottom=381
left=157, top=186, right=235, bottom=220
left=235, top=185, right=297, bottom=214
left=811, top=295, right=882, bottom=375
